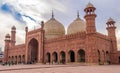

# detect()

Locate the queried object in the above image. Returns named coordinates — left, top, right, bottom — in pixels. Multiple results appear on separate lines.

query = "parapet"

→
left=45, top=31, right=86, bottom=43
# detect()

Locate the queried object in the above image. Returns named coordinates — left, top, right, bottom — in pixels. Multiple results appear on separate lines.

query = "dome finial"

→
left=52, top=10, right=54, bottom=18
left=77, top=10, right=79, bottom=18
left=107, top=17, right=115, bottom=23
left=86, top=2, right=94, bottom=8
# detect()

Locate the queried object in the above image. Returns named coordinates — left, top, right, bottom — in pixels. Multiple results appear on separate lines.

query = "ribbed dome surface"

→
left=44, top=18, right=65, bottom=39
left=12, top=25, right=16, bottom=30
left=6, top=34, right=10, bottom=37
left=107, top=17, right=114, bottom=22
left=86, top=2, right=94, bottom=8
left=67, top=17, right=86, bottom=34
left=5, top=34, right=10, bottom=38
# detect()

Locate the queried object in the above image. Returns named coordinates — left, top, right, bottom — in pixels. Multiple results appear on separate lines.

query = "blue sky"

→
left=1, top=3, right=26, bottom=24
left=0, top=0, right=120, bottom=51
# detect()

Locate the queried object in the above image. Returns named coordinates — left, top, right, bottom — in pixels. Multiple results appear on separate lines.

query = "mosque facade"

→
left=3, top=3, right=120, bottom=65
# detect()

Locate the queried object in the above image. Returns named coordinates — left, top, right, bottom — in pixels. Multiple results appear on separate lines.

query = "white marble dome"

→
left=67, top=17, right=86, bottom=34
left=44, top=17, right=65, bottom=39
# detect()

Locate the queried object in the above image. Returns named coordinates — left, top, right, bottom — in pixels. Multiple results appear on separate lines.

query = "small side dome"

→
left=5, top=34, right=10, bottom=38
left=25, top=26, right=28, bottom=32
left=44, top=17, right=65, bottom=39
left=86, top=2, right=94, bottom=8
left=107, top=17, right=115, bottom=22
left=106, top=17, right=115, bottom=26
left=67, top=16, right=86, bottom=34
left=12, top=25, right=16, bottom=30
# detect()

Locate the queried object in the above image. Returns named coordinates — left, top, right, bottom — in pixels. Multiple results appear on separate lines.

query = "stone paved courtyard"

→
left=0, top=64, right=120, bottom=73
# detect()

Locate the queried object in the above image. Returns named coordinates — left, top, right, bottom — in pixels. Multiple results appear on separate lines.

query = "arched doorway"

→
left=46, top=52, right=50, bottom=63
left=106, top=51, right=110, bottom=64
left=18, top=55, right=21, bottom=63
left=8, top=56, right=11, bottom=63
left=69, top=50, right=75, bottom=62
left=78, top=49, right=85, bottom=62
left=12, top=56, right=14, bottom=64
left=15, top=56, right=17, bottom=64
left=28, top=38, right=38, bottom=63
left=98, top=50, right=101, bottom=64
left=19, top=55, right=22, bottom=63
left=60, top=51, right=66, bottom=64
left=22, top=55, right=25, bottom=63
left=119, top=56, right=120, bottom=63
left=102, top=50, right=105, bottom=63
left=52, top=52, right=58, bottom=63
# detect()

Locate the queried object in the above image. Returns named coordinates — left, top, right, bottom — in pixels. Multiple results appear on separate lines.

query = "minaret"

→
left=106, top=18, right=117, bottom=52
left=25, top=26, right=28, bottom=46
left=11, top=26, right=16, bottom=49
left=25, top=26, right=28, bottom=35
left=41, top=21, right=44, bottom=29
left=84, top=2, right=97, bottom=34
left=84, top=3, right=98, bottom=63
left=25, top=26, right=28, bottom=63
left=4, top=34, right=10, bottom=62
left=41, top=21, right=45, bottom=63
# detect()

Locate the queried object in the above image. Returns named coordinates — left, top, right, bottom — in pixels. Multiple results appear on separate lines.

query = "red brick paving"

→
left=0, top=64, right=120, bottom=73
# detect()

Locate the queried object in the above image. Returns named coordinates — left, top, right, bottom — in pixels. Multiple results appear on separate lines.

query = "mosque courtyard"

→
left=0, top=64, right=120, bottom=73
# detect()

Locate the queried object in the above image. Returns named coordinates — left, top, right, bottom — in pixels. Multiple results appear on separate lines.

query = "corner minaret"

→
left=41, top=21, right=45, bottom=63
left=84, top=2, right=97, bottom=34
left=4, top=34, right=11, bottom=62
left=106, top=18, right=117, bottom=52
left=11, top=26, right=16, bottom=49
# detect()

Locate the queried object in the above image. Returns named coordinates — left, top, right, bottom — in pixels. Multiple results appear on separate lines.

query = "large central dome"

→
left=44, top=16, right=65, bottom=39
left=67, top=14, right=86, bottom=34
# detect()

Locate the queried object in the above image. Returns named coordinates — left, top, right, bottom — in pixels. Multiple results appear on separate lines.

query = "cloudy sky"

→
left=0, top=0, right=120, bottom=51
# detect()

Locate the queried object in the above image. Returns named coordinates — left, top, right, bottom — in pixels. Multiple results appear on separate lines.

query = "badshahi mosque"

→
left=3, top=3, right=120, bottom=65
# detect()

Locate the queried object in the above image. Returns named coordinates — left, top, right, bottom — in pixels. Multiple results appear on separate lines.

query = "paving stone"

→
left=0, top=64, right=120, bottom=73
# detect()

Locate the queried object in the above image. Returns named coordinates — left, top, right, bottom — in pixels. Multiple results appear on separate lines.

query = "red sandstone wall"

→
left=44, top=32, right=114, bottom=64
left=8, top=44, right=25, bottom=57
left=25, top=28, right=44, bottom=63
left=111, top=51, right=120, bottom=64
left=95, top=33, right=112, bottom=64
left=44, top=32, right=86, bottom=63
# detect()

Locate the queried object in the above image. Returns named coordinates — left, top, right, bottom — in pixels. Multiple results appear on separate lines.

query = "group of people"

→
left=1, top=61, right=25, bottom=66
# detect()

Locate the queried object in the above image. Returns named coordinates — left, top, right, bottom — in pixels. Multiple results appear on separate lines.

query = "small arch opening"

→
left=69, top=50, right=75, bottom=62
left=60, top=51, right=66, bottom=64
left=78, top=49, right=85, bottom=62
left=52, top=52, right=58, bottom=63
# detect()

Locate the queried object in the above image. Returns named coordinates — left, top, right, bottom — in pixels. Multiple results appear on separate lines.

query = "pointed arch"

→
left=12, top=56, right=14, bottom=63
left=52, top=52, right=58, bottom=63
left=46, top=52, right=51, bottom=63
left=60, top=51, right=66, bottom=64
left=8, top=56, right=11, bottom=63
left=28, top=38, right=39, bottom=63
left=69, top=50, right=75, bottom=62
left=119, top=56, right=120, bottom=63
left=106, top=51, right=110, bottom=64
left=102, top=50, right=105, bottom=63
left=78, top=49, right=85, bottom=62
left=22, top=55, right=25, bottom=63
left=98, top=50, right=101, bottom=64
left=15, top=56, right=17, bottom=64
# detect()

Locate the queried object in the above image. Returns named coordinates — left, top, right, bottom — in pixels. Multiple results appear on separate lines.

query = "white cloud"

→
left=0, top=11, right=25, bottom=51
left=0, top=0, right=68, bottom=51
